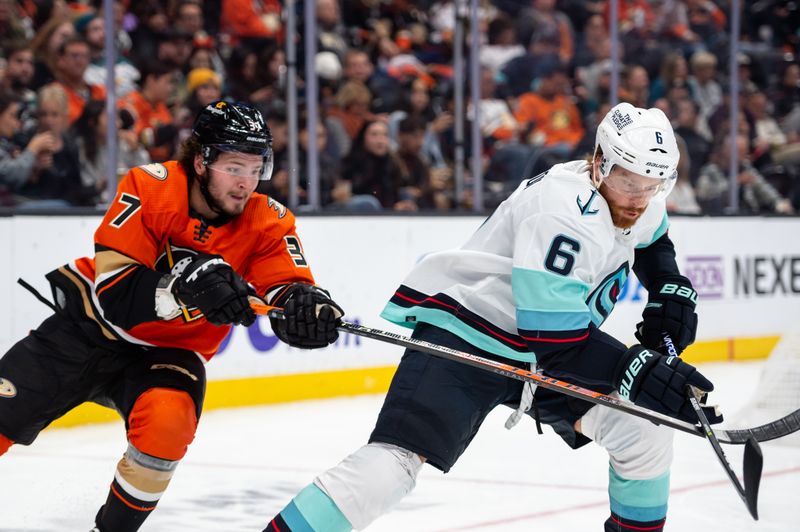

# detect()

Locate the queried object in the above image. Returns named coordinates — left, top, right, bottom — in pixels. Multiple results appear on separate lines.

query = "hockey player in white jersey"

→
left=265, top=103, right=719, bottom=532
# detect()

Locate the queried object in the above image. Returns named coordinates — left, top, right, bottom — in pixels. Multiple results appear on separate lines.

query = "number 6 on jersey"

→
left=544, top=234, right=581, bottom=276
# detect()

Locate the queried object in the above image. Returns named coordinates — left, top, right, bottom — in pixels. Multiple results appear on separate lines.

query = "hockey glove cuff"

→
left=269, top=283, right=344, bottom=349
left=636, top=275, right=698, bottom=355
left=615, top=345, right=717, bottom=424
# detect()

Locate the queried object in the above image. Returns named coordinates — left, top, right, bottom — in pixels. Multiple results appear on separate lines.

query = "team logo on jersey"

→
left=156, top=245, right=198, bottom=278
left=0, top=378, right=17, bottom=398
left=139, top=163, right=168, bottom=180
left=585, top=263, right=629, bottom=326
left=576, top=189, right=600, bottom=216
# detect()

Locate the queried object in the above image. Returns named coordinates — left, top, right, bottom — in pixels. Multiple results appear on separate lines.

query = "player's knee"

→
left=127, top=388, right=198, bottom=461
left=315, top=442, right=424, bottom=529
left=581, top=405, right=673, bottom=478
left=0, top=432, right=13, bottom=456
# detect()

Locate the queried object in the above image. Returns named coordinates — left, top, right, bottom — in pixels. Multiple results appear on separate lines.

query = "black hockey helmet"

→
left=192, top=100, right=274, bottom=180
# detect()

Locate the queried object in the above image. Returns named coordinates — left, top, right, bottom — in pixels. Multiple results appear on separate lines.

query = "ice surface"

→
left=1, top=361, right=798, bottom=531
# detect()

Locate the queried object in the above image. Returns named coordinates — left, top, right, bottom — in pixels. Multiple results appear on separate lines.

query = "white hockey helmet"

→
left=593, top=102, right=679, bottom=199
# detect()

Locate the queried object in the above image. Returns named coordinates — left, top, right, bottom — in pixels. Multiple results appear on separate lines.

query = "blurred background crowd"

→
left=0, top=0, right=798, bottom=214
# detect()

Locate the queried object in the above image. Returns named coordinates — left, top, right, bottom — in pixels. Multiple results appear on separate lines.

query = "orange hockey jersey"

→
left=47, top=161, right=315, bottom=361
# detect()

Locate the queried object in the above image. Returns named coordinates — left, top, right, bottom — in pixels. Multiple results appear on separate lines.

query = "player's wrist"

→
left=155, top=274, right=181, bottom=320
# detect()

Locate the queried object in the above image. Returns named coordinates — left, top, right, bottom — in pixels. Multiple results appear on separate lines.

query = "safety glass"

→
left=207, top=145, right=274, bottom=181
left=603, top=172, right=667, bottom=199
left=207, top=162, right=266, bottom=181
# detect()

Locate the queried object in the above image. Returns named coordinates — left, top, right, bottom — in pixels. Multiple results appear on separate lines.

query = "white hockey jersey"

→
left=381, top=161, right=669, bottom=363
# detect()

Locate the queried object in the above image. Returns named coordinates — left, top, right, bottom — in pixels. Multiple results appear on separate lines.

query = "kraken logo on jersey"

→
left=0, top=378, right=17, bottom=398
left=155, top=244, right=205, bottom=322
left=576, top=189, right=600, bottom=216
left=585, top=263, right=629, bottom=326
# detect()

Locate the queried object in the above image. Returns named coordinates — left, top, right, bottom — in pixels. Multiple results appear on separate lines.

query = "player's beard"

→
left=214, top=188, right=250, bottom=217
left=597, top=183, right=648, bottom=229
left=607, top=202, right=646, bottom=229
left=202, top=174, right=251, bottom=217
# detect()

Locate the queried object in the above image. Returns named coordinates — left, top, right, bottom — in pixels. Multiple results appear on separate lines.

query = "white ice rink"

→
left=2, top=361, right=799, bottom=531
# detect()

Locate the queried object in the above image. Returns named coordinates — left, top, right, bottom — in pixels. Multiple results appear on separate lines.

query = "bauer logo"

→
left=683, top=256, right=723, bottom=300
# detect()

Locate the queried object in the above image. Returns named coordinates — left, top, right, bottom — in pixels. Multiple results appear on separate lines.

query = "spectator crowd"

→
left=0, top=0, right=798, bottom=214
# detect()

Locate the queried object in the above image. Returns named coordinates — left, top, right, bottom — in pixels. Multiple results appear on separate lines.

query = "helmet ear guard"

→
left=593, top=103, right=679, bottom=200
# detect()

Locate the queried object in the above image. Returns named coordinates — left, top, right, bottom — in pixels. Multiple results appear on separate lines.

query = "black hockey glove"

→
left=636, top=276, right=698, bottom=355
left=270, top=283, right=344, bottom=348
left=172, top=254, right=255, bottom=326
left=615, top=345, right=721, bottom=424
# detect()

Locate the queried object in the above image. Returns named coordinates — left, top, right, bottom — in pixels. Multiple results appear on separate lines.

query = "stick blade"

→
left=742, top=437, right=763, bottom=520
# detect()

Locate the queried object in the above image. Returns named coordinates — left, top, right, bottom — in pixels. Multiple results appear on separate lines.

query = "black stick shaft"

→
left=688, top=391, right=760, bottom=520
left=338, top=321, right=705, bottom=437
left=260, top=307, right=800, bottom=446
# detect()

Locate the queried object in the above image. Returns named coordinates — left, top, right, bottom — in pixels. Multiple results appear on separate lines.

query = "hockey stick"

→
left=249, top=303, right=800, bottom=445
left=662, top=331, right=763, bottom=520
left=688, top=390, right=762, bottom=519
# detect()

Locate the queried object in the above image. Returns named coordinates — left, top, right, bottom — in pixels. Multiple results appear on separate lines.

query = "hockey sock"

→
left=604, top=512, right=666, bottom=532
left=94, top=445, right=179, bottom=532
left=605, top=466, right=669, bottom=532
left=0, top=433, right=12, bottom=456
left=264, top=484, right=352, bottom=532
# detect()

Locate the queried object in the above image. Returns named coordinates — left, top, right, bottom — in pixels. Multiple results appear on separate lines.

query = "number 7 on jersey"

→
left=109, top=193, right=142, bottom=228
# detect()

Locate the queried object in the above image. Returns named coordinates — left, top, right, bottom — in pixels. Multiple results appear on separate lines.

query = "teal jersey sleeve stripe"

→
left=636, top=212, right=670, bottom=249
left=516, top=308, right=591, bottom=331
left=512, top=267, right=591, bottom=312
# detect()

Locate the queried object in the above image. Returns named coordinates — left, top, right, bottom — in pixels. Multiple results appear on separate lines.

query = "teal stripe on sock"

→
left=281, top=501, right=314, bottom=532
left=283, top=484, right=351, bottom=532
left=608, top=466, right=669, bottom=522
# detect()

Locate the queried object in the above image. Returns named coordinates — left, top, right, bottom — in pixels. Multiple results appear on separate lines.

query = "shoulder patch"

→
left=139, top=163, right=168, bottom=181
left=267, top=197, right=287, bottom=219
left=576, top=189, right=600, bottom=216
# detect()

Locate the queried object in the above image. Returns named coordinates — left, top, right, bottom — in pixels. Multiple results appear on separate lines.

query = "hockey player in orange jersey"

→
left=0, top=101, right=344, bottom=531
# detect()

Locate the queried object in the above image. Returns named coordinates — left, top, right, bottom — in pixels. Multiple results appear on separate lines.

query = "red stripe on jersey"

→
left=393, top=291, right=527, bottom=347
left=521, top=330, right=590, bottom=343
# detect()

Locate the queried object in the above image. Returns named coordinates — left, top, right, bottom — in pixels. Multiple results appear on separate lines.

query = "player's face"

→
left=203, top=152, right=263, bottom=216
left=599, top=165, right=663, bottom=229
